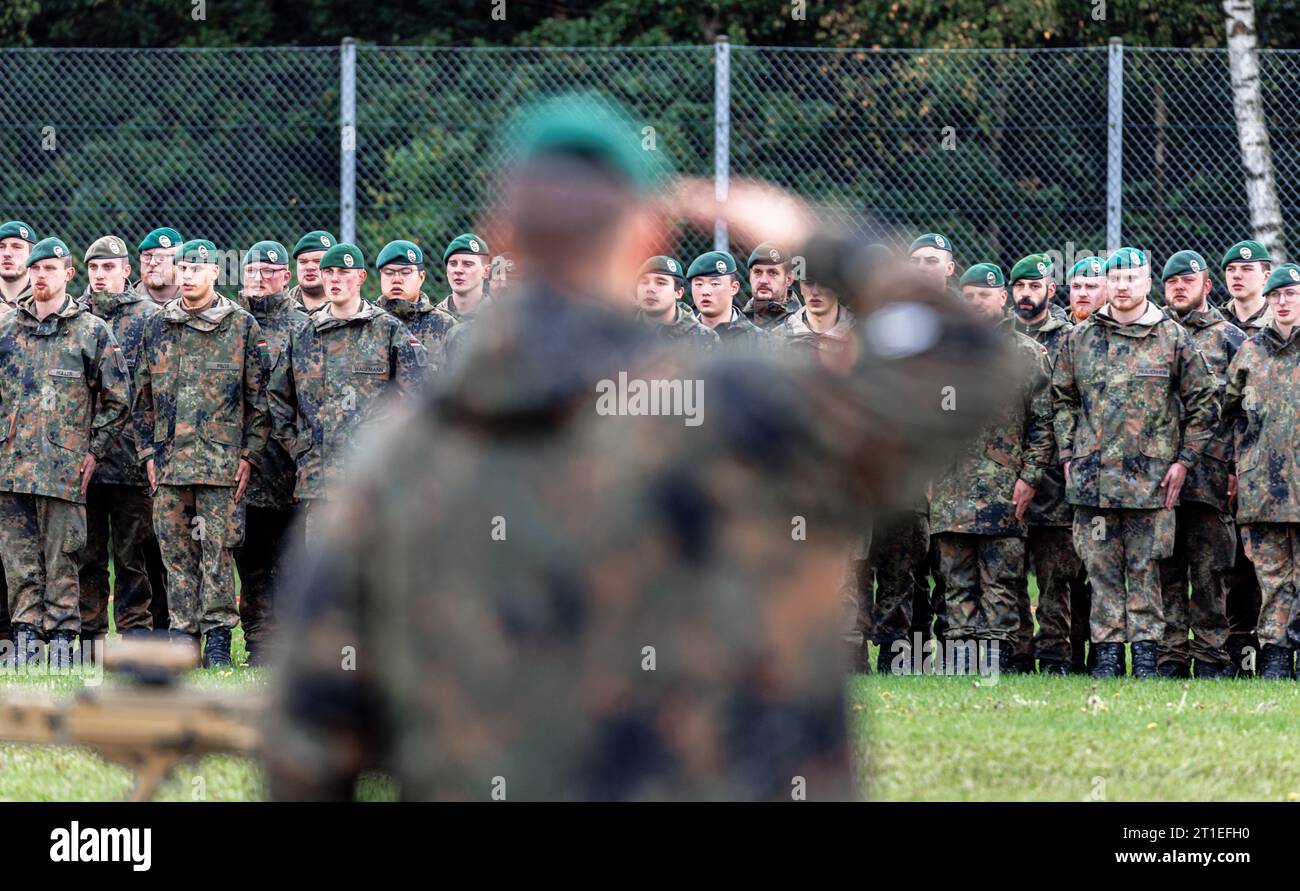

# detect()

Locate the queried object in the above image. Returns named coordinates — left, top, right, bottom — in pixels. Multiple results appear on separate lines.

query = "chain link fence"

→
left=2, top=43, right=1297, bottom=290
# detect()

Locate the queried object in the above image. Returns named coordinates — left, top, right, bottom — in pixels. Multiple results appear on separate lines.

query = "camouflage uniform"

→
left=1222, top=297, right=1270, bottom=669
left=1223, top=320, right=1300, bottom=650
left=702, top=306, right=771, bottom=347
left=929, top=324, right=1053, bottom=650
left=77, top=287, right=163, bottom=636
left=0, top=295, right=131, bottom=636
left=379, top=293, right=457, bottom=373
left=741, top=290, right=802, bottom=330
left=267, top=301, right=426, bottom=538
left=1053, top=302, right=1217, bottom=644
left=265, top=239, right=1017, bottom=800
left=1012, top=311, right=1086, bottom=668
left=865, top=508, right=930, bottom=660
left=638, top=301, right=719, bottom=349
left=234, top=290, right=311, bottom=658
left=1157, top=305, right=1244, bottom=671
left=133, top=295, right=271, bottom=636
left=287, top=284, right=325, bottom=315
left=436, top=291, right=490, bottom=321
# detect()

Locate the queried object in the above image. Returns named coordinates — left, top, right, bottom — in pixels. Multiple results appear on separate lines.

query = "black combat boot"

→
left=48, top=630, right=78, bottom=671
left=948, top=639, right=975, bottom=675
left=1191, top=658, right=1229, bottom=679
left=11, top=623, right=43, bottom=669
left=1090, top=642, right=1124, bottom=679
left=876, top=636, right=908, bottom=675
left=203, top=628, right=233, bottom=668
left=1157, top=659, right=1189, bottom=679
left=1039, top=660, right=1071, bottom=677
left=1259, top=644, right=1294, bottom=680
left=1130, top=641, right=1158, bottom=679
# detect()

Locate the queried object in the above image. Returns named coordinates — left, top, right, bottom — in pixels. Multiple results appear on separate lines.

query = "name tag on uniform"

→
left=205, top=361, right=238, bottom=370
left=352, top=364, right=387, bottom=375
left=48, top=369, right=81, bottom=379
left=1133, top=368, right=1170, bottom=378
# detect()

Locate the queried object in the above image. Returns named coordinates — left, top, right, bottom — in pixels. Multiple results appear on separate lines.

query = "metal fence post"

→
left=714, top=36, right=730, bottom=251
left=340, top=38, right=357, bottom=243
left=1106, top=37, right=1123, bottom=254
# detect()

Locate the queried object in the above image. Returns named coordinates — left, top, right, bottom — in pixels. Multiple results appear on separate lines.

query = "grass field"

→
left=5, top=611, right=1300, bottom=802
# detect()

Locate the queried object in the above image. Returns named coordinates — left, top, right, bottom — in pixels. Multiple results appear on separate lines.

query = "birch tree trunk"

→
left=1224, top=0, right=1287, bottom=262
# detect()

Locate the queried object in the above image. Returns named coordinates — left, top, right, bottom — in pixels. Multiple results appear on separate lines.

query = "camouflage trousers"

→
left=1225, top=530, right=1262, bottom=668
left=0, top=493, right=87, bottom=635
left=1073, top=507, right=1175, bottom=644
left=1240, top=523, right=1300, bottom=648
left=77, top=483, right=159, bottom=637
left=934, top=532, right=1025, bottom=642
left=920, top=536, right=945, bottom=642
left=153, top=484, right=245, bottom=636
left=1157, top=504, right=1235, bottom=666
left=867, top=511, right=929, bottom=644
left=233, top=505, right=299, bottom=655
left=1027, top=524, right=1085, bottom=664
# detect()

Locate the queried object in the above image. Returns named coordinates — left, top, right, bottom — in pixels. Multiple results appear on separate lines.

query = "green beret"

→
left=83, top=235, right=130, bottom=263
left=26, top=237, right=71, bottom=266
left=292, top=231, right=336, bottom=258
left=178, top=239, right=219, bottom=265
left=1008, top=254, right=1053, bottom=284
left=1263, top=263, right=1300, bottom=295
left=377, top=240, right=424, bottom=269
left=319, top=243, right=365, bottom=270
left=687, top=250, right=739, bottom=279
left=1070, top=256, right=1106, bottom=279
left=137, top=227, right=182, bottom=252
left=442, top=233, right=490, bottom=265
left=748, top=243, right=791, bottom=268
left=1161, top=250, right=1210, bottom=281
left=1104, top=247, right=1148, bottom=272
left=1222, top=240, right=1270, bottom=268
left=909, top=233, right=953, bottom=255
left=0, top=221, right=37, bottom=244
left=244, top=240, right=289, bottom=266
left=509, top=93, right=663, bottom=191
left=959, top=262, right=1006, bottom=288
left=638, top=255, right=685, bottom=280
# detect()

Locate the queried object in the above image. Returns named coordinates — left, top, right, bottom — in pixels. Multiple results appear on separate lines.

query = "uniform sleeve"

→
left=391, top=322, right=428, bottom=397
left=1175, top=330, right=1219, bottom=469
left=1222, top=343, right=1251, bottom=471
left=240, top=317, right=272, bottom=466
left=1050, top=328, right=1080, bottom=464
left=1019, top=346, right=1055, bottom=488
left=88, top=325, right=132, bottom=461
left=132, top=319, right=157, bottom=463
left=268, top=325, right=302, bottom=455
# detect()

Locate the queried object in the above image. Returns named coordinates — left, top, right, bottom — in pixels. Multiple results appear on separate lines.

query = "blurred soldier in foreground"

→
left=0, top=237, right=130, bottom=668
left=743, top=243, right=802, bottom=329
left=634, top=255, right=718, bottom=349
left=234, top=242, right=311, bottom=666
left=1157, top=251, right=1244, bottom=679
left=288, top=231, right=336, bottom=314
left=1007, top=255, right=1082, bottom=674
left=376, top=240, right=458, bottom=373
left=133, top=239, right=271, bottom=667
left=265, top=95, right=1015, bottom=801
left=1053, top=248, right=1217, bottom=679
left=1225, top=264, right=1300, bottom=679
left=77, top=235, right=163, bottom=640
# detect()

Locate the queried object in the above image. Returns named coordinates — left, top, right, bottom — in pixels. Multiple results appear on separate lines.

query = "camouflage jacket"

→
left=1052, top=301, right=1218, bottom=509
left=131, top=280, right=176, bottom=310
left=78, top=288, right=160, bottom=487
left=436, top=291, right=491, bottom=321
left=133, top=294, right=272, bottom=488
left=264, top=251, right=1018, bottom=801
left=1224, top=321, right=1300, bottom=524
left=287, top=284, right=325, bottom=315
left=239, top=291, right=311, bottom=510
left=1171, top=304, right=1245, bottom=512
left=639, top=301, right=719, bottom=349
left=701, top=306, right=772, bottom=347
left=380, top=292, right=457, bottom=372
left=741, top=290, right=802, bottom=330
left=268, top=300, right=427, bottom=502
left=929, top=323, right=1054, bottom=536
left=1223, top=297, right=1271, bottom=334
left=0, top=295, right=131, bottom=503
left=774, top=305, right=856, bottom=351
left=1012, top=311, right=1073, bottom=526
